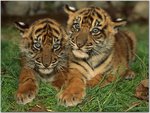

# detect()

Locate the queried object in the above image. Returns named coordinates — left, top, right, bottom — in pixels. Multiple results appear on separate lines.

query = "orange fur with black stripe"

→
left=60, top=5, right=136, bottom=106
left=15, top=18, right=86, bottom=107
left=15, top=18, right=71, bottom=105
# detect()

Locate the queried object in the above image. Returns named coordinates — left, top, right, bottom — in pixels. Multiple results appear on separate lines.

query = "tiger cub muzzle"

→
left=34, top=44, right=59, bottom=75
left=71, top=28, right=95, bottom=59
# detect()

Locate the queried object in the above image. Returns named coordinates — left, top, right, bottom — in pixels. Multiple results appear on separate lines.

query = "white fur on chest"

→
left=36, top=72, right=55, bottom=83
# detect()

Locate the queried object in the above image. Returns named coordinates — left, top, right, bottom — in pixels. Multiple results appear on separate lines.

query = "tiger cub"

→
left=15, top=18, right=70, bottom=105
left=59, top=5, right=136, bottom=105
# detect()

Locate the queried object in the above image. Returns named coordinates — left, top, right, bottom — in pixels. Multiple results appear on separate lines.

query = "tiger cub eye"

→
left=91, top=28, right=101, bottom=36
left=33, top=42, right=41, bottom=50
left=73, top=23, right=80, bottom=31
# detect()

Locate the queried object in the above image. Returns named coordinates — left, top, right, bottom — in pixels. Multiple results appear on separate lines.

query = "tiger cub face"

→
left=15, top=18, right=68, bottom=76
left=64, top=5, right=126, bottom=59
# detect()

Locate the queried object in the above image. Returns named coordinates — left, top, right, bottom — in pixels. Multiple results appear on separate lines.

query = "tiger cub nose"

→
left=43, top=63, right=49, bottom=68
left=77, top=42, right=85, bottom=48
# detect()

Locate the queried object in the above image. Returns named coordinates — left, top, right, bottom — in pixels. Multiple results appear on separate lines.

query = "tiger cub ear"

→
left=14, top=22, right=29, bottom=34
left=112, top=18, right=127, bottom=28
left=64, top=4, right=77, bottom=15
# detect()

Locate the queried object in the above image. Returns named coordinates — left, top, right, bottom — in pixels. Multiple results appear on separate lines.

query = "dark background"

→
left=1, top=1, right=149, bottom=27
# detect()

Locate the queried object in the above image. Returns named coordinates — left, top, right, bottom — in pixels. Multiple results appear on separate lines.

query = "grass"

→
left=1, top=23, right=149, bottom=112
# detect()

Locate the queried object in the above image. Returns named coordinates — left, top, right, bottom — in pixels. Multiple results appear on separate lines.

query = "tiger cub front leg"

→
left=16, top=67, right=38, bottom=105
left=57, top=69, right=86, bottom=107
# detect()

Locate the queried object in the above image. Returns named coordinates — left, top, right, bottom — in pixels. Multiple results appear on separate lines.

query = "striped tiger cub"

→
left=15, top=18, right=70, bottom=105
left=58, top=5, right=136, bottom=106
left=15, top=18, right=88, bottom=107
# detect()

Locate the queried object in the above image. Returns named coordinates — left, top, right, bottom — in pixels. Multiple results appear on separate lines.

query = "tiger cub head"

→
left=15, top=18, right=68, bottom=75
left=64, top=5, right=126, bottom=59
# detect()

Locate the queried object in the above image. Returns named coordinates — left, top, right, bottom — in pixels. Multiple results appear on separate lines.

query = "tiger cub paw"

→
left=124, top=70, right=136, bottom=80
left=57, top=87, right=86, bottom=107
left=16, top=79, right=38, bottom=105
